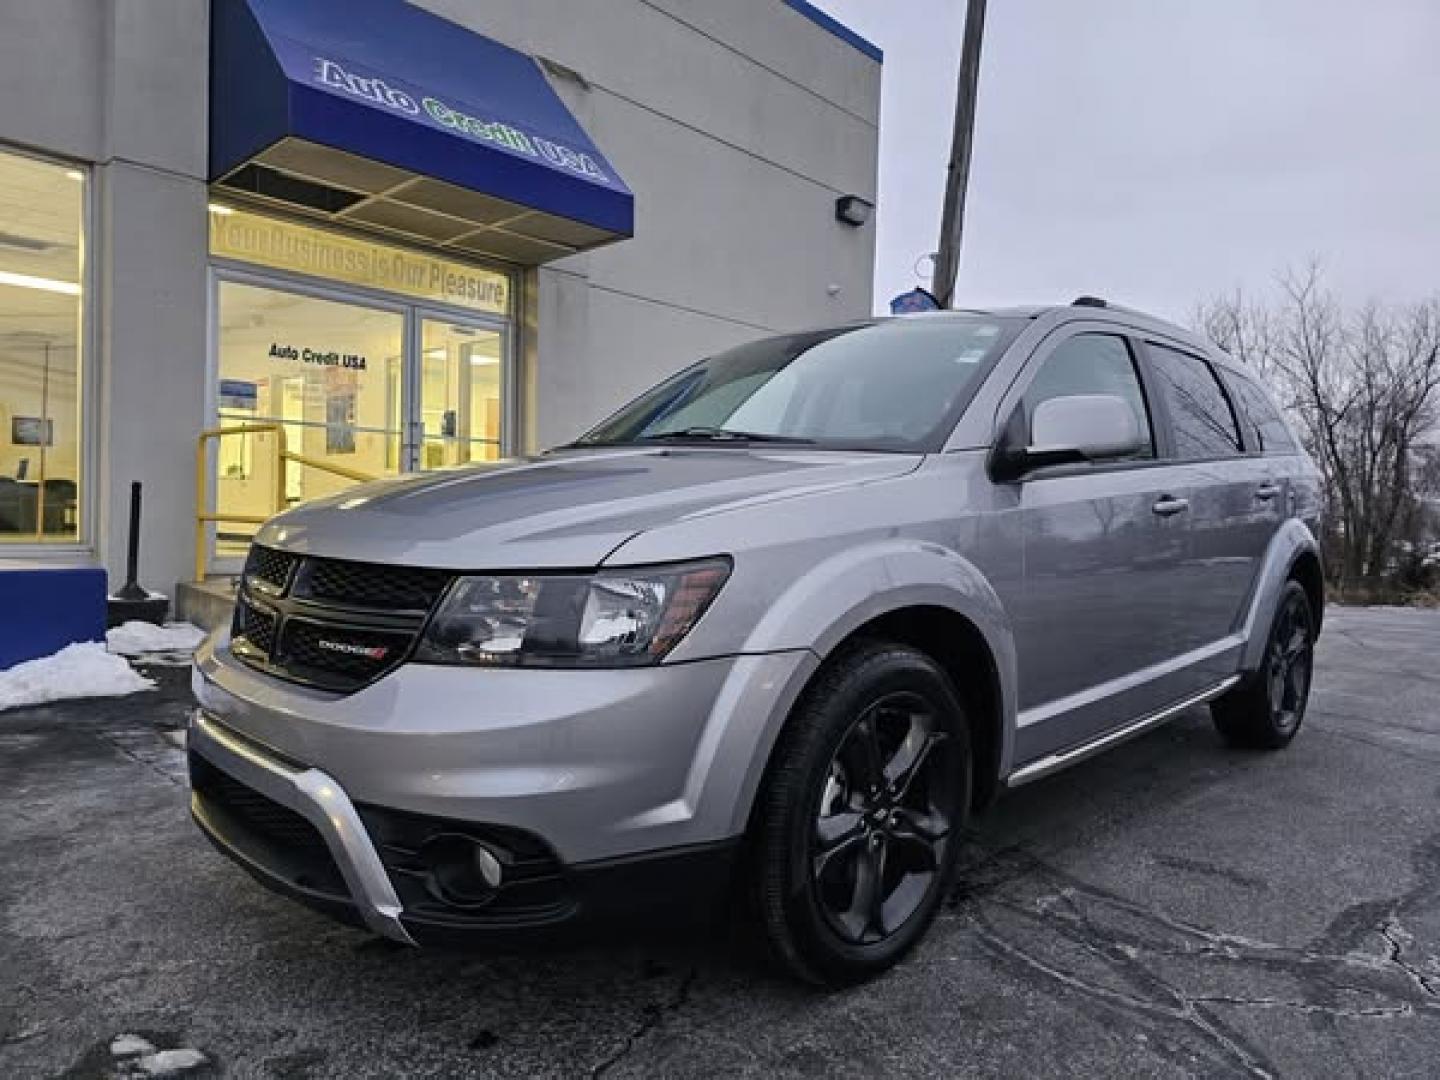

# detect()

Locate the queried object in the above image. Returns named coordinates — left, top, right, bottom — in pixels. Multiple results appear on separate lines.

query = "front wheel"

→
left=1211, top=580, right=1315, bottom=749
left=751, top=641, right=971, bottom=986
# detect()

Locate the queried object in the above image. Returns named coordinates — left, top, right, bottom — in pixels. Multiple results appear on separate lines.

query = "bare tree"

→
left=1198, top=264, right=1440, bottom=589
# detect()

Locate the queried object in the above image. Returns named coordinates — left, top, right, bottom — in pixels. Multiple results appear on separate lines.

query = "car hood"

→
left=254, top=447, right=921, bottom=569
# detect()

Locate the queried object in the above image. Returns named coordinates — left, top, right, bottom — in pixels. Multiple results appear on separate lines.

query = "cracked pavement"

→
left=3, top=605, right=1439, bottom=1078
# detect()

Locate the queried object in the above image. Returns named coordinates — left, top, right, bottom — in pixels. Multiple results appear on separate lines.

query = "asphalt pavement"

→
left=3, top=606, right=1439, bottom=1079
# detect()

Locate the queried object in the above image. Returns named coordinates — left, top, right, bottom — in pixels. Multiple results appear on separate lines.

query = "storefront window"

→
left=0, top=149, right=85, bottom=543
left=209, top=208, right=513, bottom=561
left=215, top=281, right=404, bottom=553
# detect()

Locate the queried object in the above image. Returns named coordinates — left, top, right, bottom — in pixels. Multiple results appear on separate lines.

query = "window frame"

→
left=989, top=324, right=1171, bottom=479
left=0, top=143, right=97, bottom=555
left=1135, top=337, right=1247, bottom=464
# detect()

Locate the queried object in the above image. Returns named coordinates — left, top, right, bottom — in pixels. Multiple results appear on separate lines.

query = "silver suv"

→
left=190, top=300, right=1323, bottom=985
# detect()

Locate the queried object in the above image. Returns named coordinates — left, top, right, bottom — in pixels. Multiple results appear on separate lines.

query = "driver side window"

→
left=1020, top=334, right=1155, bottom=460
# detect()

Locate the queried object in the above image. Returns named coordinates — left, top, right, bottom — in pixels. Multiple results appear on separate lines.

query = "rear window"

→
left=1146, top=343, right=1244, bottom=460
left=1229, top=372, right=1298, bottom=454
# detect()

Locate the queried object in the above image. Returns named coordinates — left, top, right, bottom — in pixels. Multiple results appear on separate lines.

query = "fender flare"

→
left=722, top=541, right=1019, bottom=828
left=1237, top=517, right=1324, bottom=673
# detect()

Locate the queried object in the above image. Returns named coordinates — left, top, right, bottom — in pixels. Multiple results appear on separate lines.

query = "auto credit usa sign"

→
left=313, top=56, right=613, bottom=184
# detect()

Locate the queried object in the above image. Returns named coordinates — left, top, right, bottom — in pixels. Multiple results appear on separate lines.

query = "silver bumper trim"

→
left=188, top=709, right=415, bottom=945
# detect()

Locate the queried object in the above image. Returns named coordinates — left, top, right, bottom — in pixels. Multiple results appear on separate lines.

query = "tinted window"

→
left=1146, top=344, right=1243, bottom=459
left=1021, top=334, right=1155, bottom=459
left=1229, top=373, right=1297, bottom=453
left=577, top=318, right=1019, bottom=453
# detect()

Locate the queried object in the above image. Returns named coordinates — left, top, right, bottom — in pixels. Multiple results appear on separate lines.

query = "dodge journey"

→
left=190, top=299, right=1323, bottom=985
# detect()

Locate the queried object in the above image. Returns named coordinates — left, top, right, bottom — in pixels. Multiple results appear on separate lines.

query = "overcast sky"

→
left=814, top=0, right=1440, bottom=322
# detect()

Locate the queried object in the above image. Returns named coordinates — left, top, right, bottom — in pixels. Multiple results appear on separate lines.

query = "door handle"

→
left=1152, top=496, right=1190, bottom=517
left=1254, top=483, right=1281, bottom=502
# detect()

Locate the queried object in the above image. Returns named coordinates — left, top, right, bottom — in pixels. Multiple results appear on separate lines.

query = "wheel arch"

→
left=1238, top=518, right=1325, bottom=673
left=730, top=543, right=1019, bottom=833
left=828, top=605, right=1008, bottom=814
left=1289, top=549, right=1325, bottom=637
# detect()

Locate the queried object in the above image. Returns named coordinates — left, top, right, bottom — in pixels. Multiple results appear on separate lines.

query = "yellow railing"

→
left=195, top=422, right=376, bottom=581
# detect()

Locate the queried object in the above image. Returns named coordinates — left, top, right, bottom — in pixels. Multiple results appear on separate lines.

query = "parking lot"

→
left=3, top=605, right=1439, bottom=1079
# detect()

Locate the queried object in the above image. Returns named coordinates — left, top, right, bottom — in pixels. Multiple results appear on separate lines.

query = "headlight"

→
left=415, top=559, right=731, bottom=668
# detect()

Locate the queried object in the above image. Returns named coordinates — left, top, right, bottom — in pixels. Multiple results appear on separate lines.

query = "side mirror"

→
left=994, top=394, right=1143, bottom=481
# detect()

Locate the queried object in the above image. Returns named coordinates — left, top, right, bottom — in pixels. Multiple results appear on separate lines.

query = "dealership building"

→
left=0, top=0, right=879, bottom=649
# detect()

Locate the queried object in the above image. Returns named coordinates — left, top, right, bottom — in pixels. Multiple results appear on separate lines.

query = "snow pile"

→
left=109, top=1034, right=210, bottom=1076
left=0, top=642, right=154, bottom=713
left=107, top=621, right=206, bottom=657
left=110, top=1035, right=154, bottom=1057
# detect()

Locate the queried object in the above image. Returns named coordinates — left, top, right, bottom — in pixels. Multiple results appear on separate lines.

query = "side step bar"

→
left=1006, top=675, right=1241, bottom=788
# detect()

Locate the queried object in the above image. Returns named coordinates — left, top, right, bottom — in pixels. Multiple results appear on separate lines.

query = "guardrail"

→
left=195, top=422, right=376, bottom=581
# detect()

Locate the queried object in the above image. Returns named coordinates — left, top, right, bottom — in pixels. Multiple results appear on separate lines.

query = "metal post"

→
left=114, top=482, right=149, bottom=601
left=274, top=424, right=288, bottom=513
left=195, top=434, right=208, bottom=581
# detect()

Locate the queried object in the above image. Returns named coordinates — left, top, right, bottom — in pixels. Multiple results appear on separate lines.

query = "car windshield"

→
left=573, top=317, right=1019, bottom=453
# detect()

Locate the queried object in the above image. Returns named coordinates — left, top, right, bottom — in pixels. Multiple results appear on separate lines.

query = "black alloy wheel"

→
left=1265, top=588, right=1313, bottom=738
left=753, top=640, right=971, bottom=986
left=812, top=691, right=956, bottom=945
left=1212, top=580, right=1315, bottom=749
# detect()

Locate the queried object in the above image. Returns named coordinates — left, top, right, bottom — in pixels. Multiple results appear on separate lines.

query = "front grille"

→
left=233, top=596, right=277, bottom=655
left=277, top=619, right=414, bottom=690
left=233, top=546, right=452, bottom=693
left=244, top=544, right=298, bottom=593
left=293, top=557, right=452, bottom=613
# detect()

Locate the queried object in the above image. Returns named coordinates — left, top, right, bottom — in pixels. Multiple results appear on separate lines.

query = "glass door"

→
left=209, top=278, right=512, bottom=572
left=418, top=316, right=506, bottom=469
left=214, top=279, right=406, bottom=558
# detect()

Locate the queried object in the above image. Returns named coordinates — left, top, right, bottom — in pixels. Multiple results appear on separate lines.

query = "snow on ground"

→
left=0, top=621, right=206, bottom=713
left=0, top=642, right=155, bottom=713
left=107, top=621, right=206, bottom=657
left=109, top=1034, right=210, bottom=1076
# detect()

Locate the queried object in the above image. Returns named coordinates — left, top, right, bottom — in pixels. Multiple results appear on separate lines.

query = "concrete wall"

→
left=419, top=0, right=882, bottom=447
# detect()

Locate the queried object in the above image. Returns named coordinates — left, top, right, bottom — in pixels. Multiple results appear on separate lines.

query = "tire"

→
left=1211, top=580, right=1315, bottom=750
left=752, top=640, right=971, bottom=986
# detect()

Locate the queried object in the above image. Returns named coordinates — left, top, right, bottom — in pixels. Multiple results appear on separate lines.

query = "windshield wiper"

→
left=636, top=426, right=816, bottom=445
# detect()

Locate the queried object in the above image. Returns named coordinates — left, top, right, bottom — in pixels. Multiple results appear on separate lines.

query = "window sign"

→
left=219, top=380, right=258, bottom=411
left=210, top=207, right=510, bottom=317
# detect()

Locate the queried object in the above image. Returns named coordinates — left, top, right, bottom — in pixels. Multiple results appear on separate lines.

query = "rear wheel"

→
left=752, top=641, right=970, bottom=986
left=1212, top=580, right=1315, bottom=749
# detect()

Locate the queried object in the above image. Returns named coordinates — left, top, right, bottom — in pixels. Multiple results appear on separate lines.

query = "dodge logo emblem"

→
left=317, top=639, right=390, bottom=661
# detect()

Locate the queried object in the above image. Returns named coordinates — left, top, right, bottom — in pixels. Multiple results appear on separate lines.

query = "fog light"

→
left=418, top=833, right=505, bottom=909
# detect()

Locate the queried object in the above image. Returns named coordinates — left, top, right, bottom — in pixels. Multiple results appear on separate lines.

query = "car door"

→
left=1001, top=330, right=1193, bottom=763
left=1224, top=363, right=1305, bottom=581
left=1139, top=341, right=1262, bottom=691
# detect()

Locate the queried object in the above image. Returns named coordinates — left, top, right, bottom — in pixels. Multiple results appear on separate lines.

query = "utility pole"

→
left=932, top=0, right=987, bottom=309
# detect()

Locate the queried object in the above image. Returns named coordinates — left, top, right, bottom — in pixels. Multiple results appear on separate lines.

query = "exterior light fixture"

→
left=834, top=195, right=873, bottom=227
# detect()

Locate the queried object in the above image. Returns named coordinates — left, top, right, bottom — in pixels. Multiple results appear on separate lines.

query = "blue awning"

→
left=211, top=0, right=633, bottom=262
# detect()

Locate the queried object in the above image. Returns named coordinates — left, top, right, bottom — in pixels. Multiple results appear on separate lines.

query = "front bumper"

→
left=189, top=710, right=747, bottom=945
left=192, top=634, right=816, bottom=864
left=189, top=633, right=818, bottom=942
left=189, top=709, right=413, bottom=942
